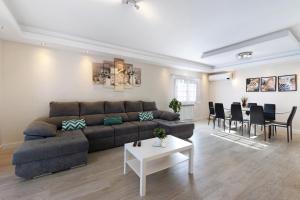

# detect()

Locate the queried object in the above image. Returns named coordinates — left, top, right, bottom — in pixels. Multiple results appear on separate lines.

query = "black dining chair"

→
left=249, top=105, right=270, bottom=141
left=264, top=104, right=276, bottom=121
left=264, top=104, right=276, bottom=134
left=271, top=106, right=297, bottom=143
left=232, top=102, right=241, bottom=105
left=229, top=104, right=249, bottom=135
left=213, top=103, right=230, bottom=131
left=208, top=101, right=215, bottom=125
left=246, top=103, right=257, bottom=115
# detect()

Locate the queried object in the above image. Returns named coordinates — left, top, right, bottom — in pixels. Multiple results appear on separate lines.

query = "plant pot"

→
left=153, top=137, right=166, bottom=148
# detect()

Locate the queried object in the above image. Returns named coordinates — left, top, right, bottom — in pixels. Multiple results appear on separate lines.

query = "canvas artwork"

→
left=92, top=58, right=141, bottom=91
left=246, top=78, right=260, bottom=92
left=261, top=76, right=276, bottom=92
left=278, top=74, right=297, bottom=92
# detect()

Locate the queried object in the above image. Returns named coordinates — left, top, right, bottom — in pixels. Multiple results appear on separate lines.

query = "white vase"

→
left=159, top=138, right=166, bottom=148
left=153, top=137, right=166, bottom=147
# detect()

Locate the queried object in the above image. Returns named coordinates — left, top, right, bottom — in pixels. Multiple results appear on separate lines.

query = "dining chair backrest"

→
left=231, top=104, right=243, bottom=121
left=215, top=103, right=225, bottom=119
left=232, top=102, right=241, bottom=105
left=247, top=103, right=257, bottom=108
left=250, top=105, right=265, bottom=125
left=287, top=106, right=297, bottom=125
left=208, top=101, right=215, bottom=115
left=264, top=104, right=276, bottom=121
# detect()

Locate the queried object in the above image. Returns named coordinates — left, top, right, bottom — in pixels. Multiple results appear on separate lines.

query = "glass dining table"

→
left=224, top=107, right=290, bottom=115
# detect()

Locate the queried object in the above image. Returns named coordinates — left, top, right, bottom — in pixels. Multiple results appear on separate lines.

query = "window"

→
left=174, top=77, right=198, bottom=104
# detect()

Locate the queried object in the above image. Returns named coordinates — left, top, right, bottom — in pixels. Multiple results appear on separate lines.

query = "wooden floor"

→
left=1, top=121, right=300, bottom=200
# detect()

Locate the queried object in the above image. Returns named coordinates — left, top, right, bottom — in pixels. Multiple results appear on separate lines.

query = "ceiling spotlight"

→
left=123, top=0, right=140, bottom=10
left=237, top=51, right=253, bottom=60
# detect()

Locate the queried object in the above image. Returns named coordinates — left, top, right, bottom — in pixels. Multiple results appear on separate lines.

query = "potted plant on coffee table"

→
left=153, top=128, right=167, bottom=147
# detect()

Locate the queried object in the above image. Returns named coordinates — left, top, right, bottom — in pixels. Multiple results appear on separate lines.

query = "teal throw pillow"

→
left=139, top=112, right=154, bottom=121
left=104, top=116, right=123, bottom=126
left=62, top=119, right=86, bottom=131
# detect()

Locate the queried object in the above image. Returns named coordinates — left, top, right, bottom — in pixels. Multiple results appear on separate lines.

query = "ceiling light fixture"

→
left=123, top=0, right=140, bottom=10
left=41, top=42, right=46, bottom=46
left=237, top=51, right=253, bottom=60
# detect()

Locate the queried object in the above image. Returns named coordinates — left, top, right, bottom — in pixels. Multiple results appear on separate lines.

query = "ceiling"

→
left=1, top=0, right=300, bottom=72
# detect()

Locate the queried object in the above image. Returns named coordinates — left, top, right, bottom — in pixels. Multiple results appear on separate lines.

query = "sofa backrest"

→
left=48, top=101, right=159, bottom=126
left=49, top=102, right=79, bottom=117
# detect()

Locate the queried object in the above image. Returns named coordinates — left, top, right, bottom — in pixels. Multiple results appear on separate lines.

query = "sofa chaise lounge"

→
left=12, top=101, right=194, bottom=179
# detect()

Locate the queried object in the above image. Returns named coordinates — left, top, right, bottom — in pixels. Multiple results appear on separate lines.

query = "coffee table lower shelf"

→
left=126, top=152, right=188, bottom=177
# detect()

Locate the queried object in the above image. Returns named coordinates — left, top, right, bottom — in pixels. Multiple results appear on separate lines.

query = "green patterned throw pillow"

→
left=139, top=112, right=154, bottom=121
left=62, top=119, right=86, bottom=131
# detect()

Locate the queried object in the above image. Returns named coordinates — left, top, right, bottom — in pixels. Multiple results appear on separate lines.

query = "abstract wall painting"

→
left=278, top=74, right=297, bottom=92
left=261, top=76, right=276, bottom=92
left=246, top=78, right=260, bottom=92
left=92, top=58, right=141, bottom=91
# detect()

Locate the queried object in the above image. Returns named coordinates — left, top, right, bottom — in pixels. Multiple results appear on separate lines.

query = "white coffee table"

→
left=123, top=135, right=194, bottom=196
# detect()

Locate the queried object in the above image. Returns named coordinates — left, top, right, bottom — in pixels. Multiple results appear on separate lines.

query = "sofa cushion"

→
left=127, top=112, right=139, bottom=121
left=106, top=113, right=128, bottom=122
left=152, top=110, right=162, bottom=119
left=81, top=114, right=106, bottom=126
left=125, top=101, right=143, bottom=112
left=104, top=116, right=123, bottom=125
left=80, top=101, right=104, bottom=115
left=24, top=121, right=57, bottom=137
left=112, top=122, right=138, bottom=136
left=62, top=119, right=86, bottom=131
left=41, top=116, right=79, bottom=129
left=132, top=121, right=158, bottom=131
left=12, top=130, right=88, bottom=165
left=139, top=111, right=154, bottom=121
left=160, top=111, right=180, bottom=121
left=49, top=102, right=79, bottom=117
left=143, top=101, right=157, bottom=111
left=83, top=125, right=114, bottom=140
left=105, top=101, right=125, bottom=113
left=154, top=119, right=194, bottom=137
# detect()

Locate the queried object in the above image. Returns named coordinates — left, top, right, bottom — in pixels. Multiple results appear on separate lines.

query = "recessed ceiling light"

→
left=237, top=51, right=253, bottom=60
left=123, top=0, right=140, bottom=10
left=41, top=42, right=46, bottom=46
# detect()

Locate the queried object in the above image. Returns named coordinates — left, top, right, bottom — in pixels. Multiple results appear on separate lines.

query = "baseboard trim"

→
left=0, top=141, right=22, bottom=150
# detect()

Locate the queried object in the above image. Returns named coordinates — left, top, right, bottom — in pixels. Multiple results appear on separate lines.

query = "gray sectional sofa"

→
left=12, top=101, right=194, bottom=179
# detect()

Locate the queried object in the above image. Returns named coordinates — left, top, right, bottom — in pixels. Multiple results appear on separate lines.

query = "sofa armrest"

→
left=24, top=120, right=57, bottom=139
left=159, top=110, right=180, bottom=121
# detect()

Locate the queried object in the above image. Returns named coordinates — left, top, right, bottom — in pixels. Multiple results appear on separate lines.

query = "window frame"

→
left=173, top=75, right=199, bottom=105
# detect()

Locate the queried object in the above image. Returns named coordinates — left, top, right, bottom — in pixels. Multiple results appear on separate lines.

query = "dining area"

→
left=208, top=101, right=297, bottom=142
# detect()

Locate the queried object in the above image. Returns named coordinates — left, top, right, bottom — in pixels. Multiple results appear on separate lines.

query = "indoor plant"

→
left=241, top=96, right=248, bottom=108
left=169, top=98, right=182, bottom=113
left=153, top=128, right=167, bottom=147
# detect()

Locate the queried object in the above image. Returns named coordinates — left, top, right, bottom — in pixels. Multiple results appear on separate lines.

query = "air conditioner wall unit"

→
left=208, top=72, right=232, bottom=81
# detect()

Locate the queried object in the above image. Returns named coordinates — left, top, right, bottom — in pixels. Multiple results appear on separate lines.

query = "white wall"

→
left=0, top=41, right=208, bottom=146
left=209, top=61, right=300, bottom=130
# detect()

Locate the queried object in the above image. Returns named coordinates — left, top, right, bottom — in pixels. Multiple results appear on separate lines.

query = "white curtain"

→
left=174, top=78, right=198, bottom=104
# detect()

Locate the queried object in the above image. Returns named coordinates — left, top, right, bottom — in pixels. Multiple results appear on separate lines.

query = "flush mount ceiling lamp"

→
left=237, top=51, right=253, bottom=60
left=123, top=0, right=140, bottom=10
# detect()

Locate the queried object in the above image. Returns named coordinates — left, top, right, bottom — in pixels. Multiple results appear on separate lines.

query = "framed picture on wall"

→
left=278, top=74, right=297, bottom=92
left=246, top=78, right=260, bottom=92
left=261, top=76, right=277, bottom=92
